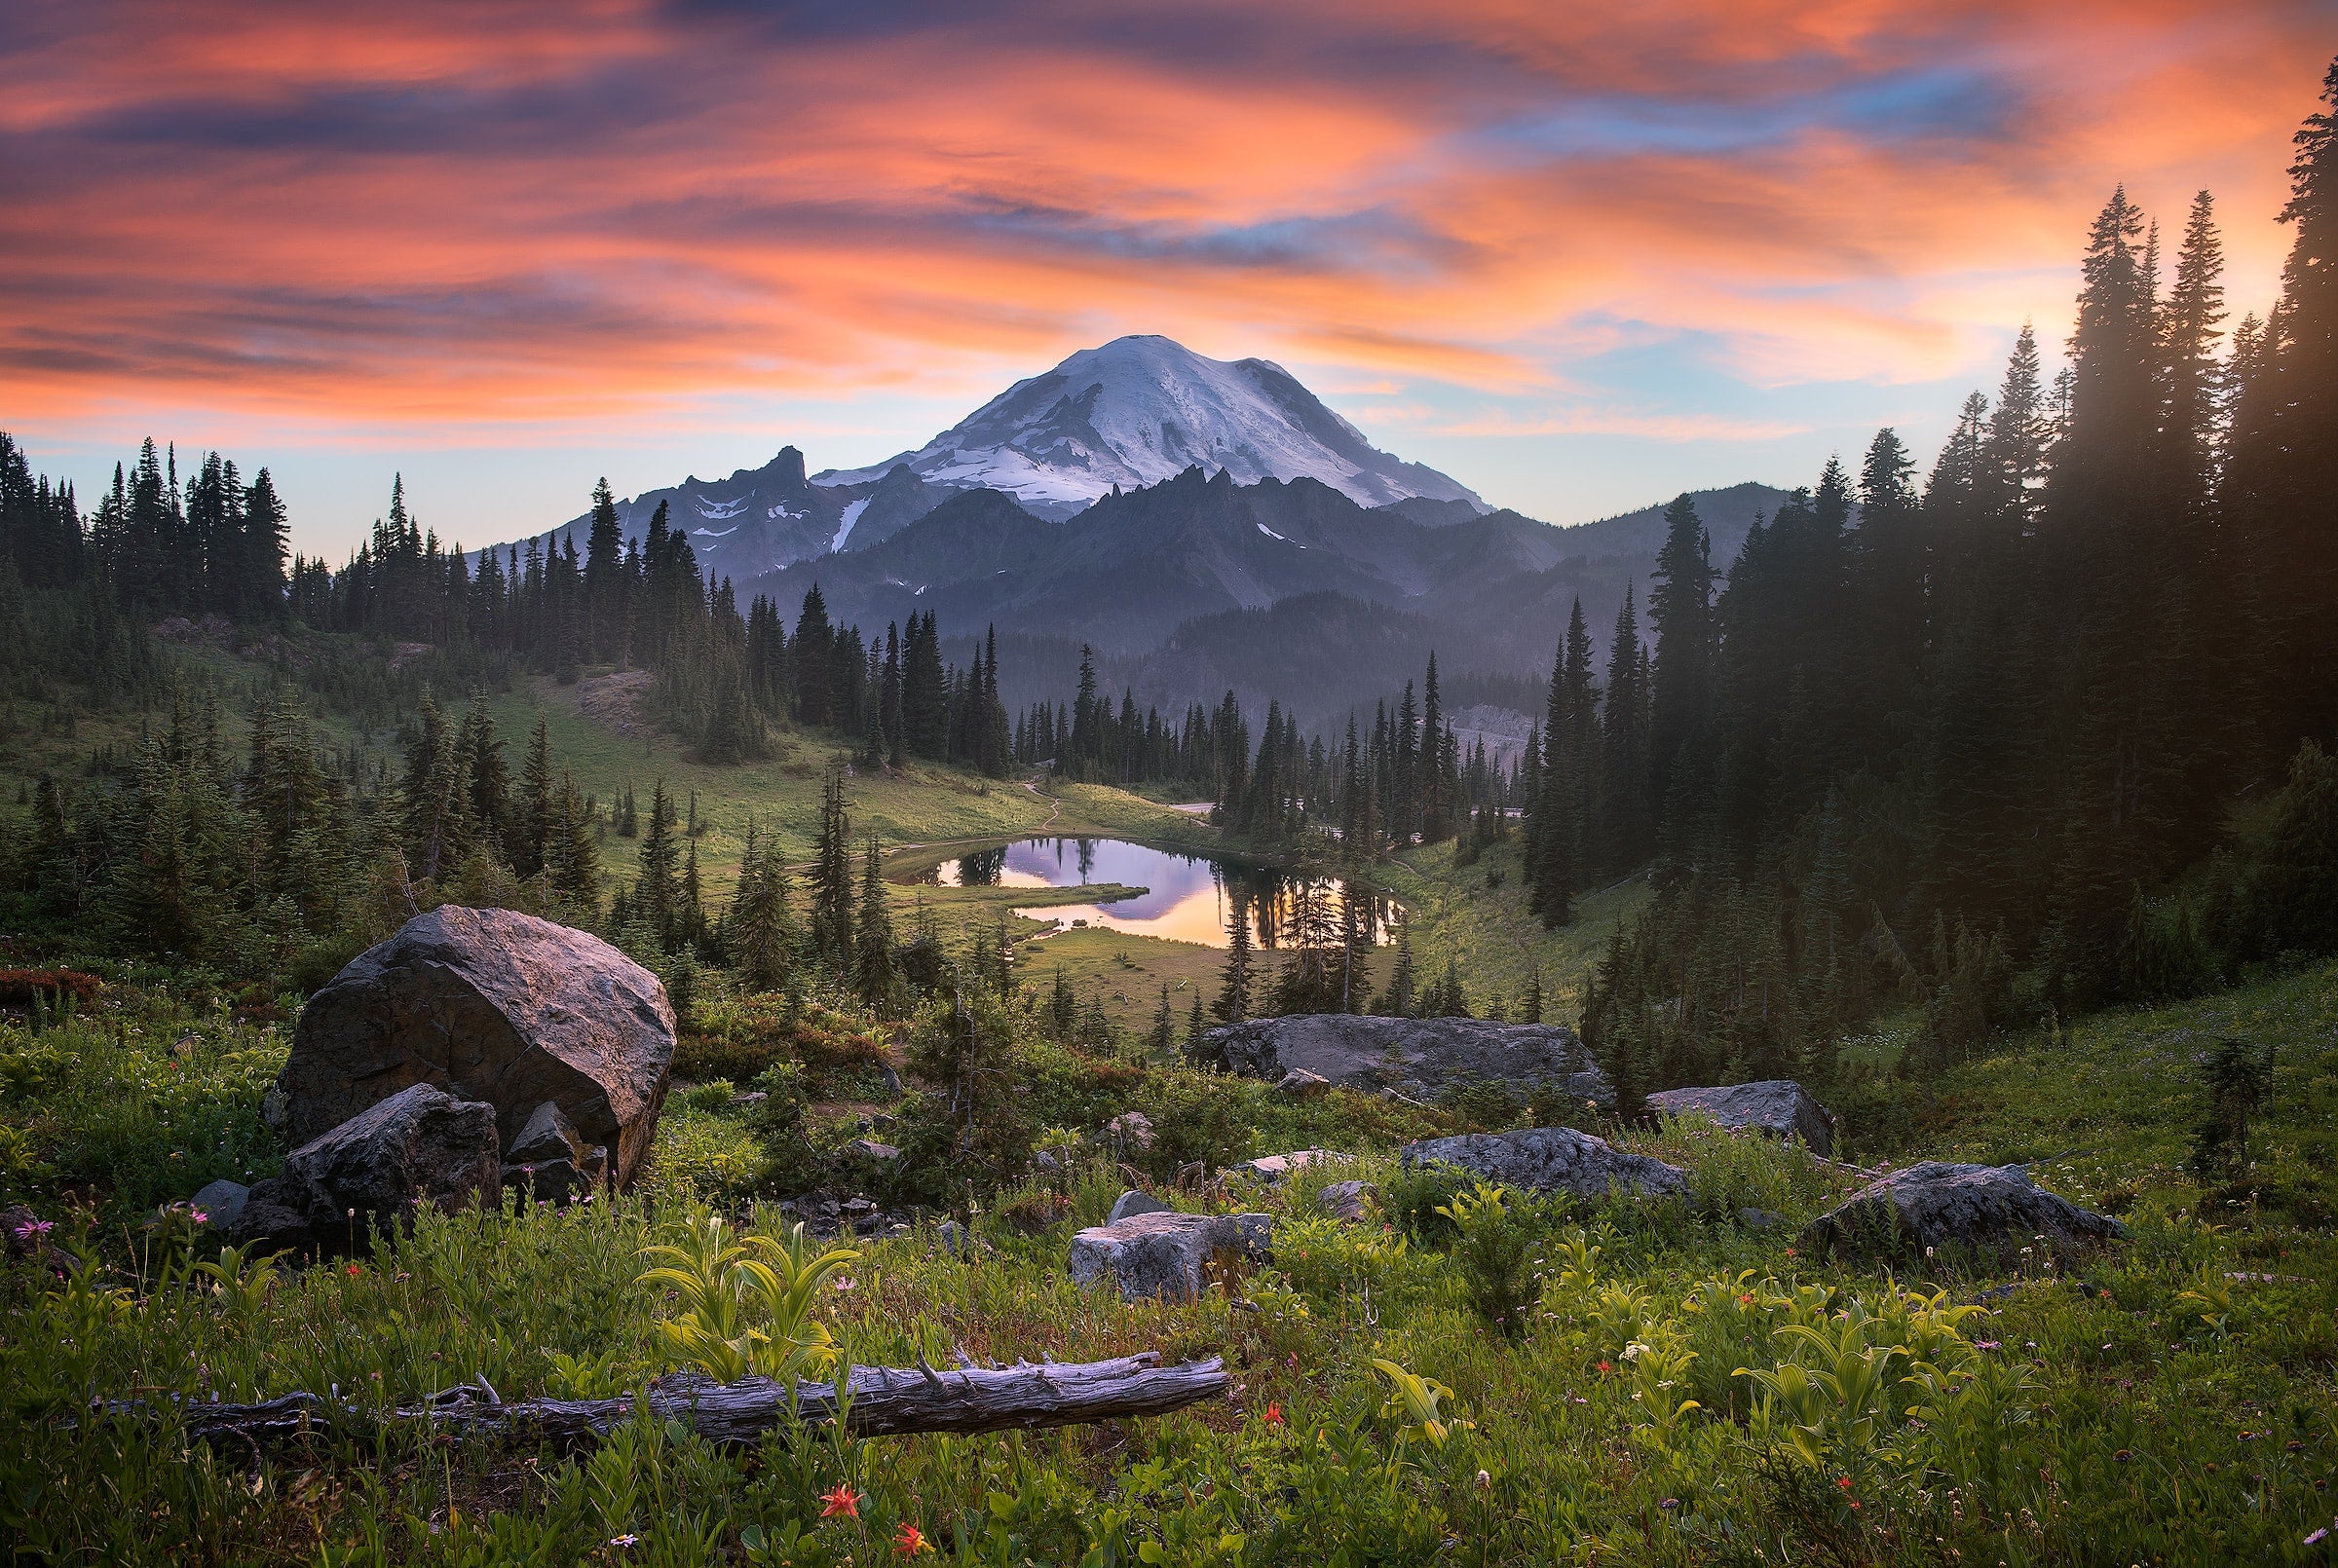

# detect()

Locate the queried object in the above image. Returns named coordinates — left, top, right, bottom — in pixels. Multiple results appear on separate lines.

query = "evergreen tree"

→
left=809, top=767, right=854, bottom=978
left=853, top=836, right=897, bottom=1010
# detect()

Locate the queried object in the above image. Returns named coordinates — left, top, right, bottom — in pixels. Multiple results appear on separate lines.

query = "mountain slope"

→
left=816, top=335, right=1485, bottom=520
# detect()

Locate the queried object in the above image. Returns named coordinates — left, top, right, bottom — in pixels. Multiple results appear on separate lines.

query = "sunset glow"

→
left=1, top=0, right=2323, bottom=550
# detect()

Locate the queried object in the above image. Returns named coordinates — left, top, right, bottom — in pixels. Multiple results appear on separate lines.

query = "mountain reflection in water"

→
left=925, top=838, right=1390, bottom=950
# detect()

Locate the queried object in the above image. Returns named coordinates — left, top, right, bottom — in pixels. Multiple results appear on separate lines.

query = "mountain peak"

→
left=816, top=335, right=1484, bottom=520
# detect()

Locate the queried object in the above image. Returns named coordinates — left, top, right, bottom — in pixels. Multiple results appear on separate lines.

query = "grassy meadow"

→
left=3, top=940, right=2334, bottom=1564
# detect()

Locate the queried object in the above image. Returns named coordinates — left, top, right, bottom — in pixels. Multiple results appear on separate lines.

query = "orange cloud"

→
left=0, top=0, right=2324, bottom=447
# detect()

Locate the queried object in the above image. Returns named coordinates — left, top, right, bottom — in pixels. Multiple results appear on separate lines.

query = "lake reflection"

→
left=928, top=837, right=1389, bottom=950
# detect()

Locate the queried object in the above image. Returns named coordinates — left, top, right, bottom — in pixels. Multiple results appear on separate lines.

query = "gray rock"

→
left=1273, top=1067, right=1332, bottom=1101
left=1737, top=1206, right=1790, bottom=1231
left=1107, top=1189, right=1172, bottom=1224
left=1401, top=1127, right=1688, bottom=1199
left=1798, top=1162, right=2127, bottom=1265
left=1647, top=1080, right=1837, bottom=1157
left=1318, top=1179, right=1377, bottom=1222
left=234, top=1084, right=502, bottom=1254
left=1200, top=1015, right=1606, bottom=1102
left=502, top=1101, right=608, bottom=1202
left=189, top=1179, right=250, bottom=1235
left=846, top=1139, right=902, bottom=1163
left=1068, top=1210, right=1274, bottom=1303
left=1231, top=1149, right=1345, bottom=1183
left=935, top=1219, right=991, bottom=1260
left=274, top=906, right=675, bottom=1189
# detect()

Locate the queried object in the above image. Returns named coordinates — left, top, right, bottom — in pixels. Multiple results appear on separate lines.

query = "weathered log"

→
left=138, top=1352, right=1226, bottom=1453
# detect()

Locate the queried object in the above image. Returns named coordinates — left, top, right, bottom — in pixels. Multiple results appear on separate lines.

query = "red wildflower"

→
left=820, top=1484, right=860, bottom=1520
left=1263, top=1401, right=1283, bottom=1426
left=894, top=1521, right=931, bottom=1555
left=1836, top=1477, right=1853, bottom=1490
left=1597, top=1360, right=1613, bottom=1375
left=345, top=1263, right=360, bottom=1277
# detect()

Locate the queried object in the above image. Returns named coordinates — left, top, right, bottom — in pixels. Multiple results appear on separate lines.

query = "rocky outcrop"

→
left=1102, top=1111, right=1155, bottom=1153
left=274, top=907, right=675, bottom=1189
left=1107, top=1189, right=1172, bottom=1224
left=233, top=1084, right=502, bottom=1253
left=1199, top=1015, right=1606, bottom=1102
left=1273, top=1068, right=1331, bottom=1101
left=1647, top=1080, right=1837, bottom=1157
left=1069, top=1211, right=1273, bottom=1303
left=1401, top=1127, right=1687, bottom=1199
left=1799, top=1162, right=2126, bottom=1265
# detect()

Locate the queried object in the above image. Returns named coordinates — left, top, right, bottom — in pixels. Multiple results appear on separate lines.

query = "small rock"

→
left=501, top=1101, right=608, bottom=1202
left=935, top=1219, right=991, bottom=1260
left=1736, top=1206, right=1789, bottom=1231
left=729, top=1091, right=769, bottom=1109
left=1799, top=1161, right=2126, bottom=1265
left=1233, top=1149, right=1345, bottom=1183
left=1318, top=1180, right=1376, bottom=1222
left=1108, top=1189, right=1172, bottom=1224
left=190, top=1179, right=251, bottom=1235
left=1273, top=1068, right=1331, bottom=1101
left=1401, top=1127, right=1688, bottom=1199
left=1068, top=1210, right=1273, bottom=1303
left=233, top=1083, right=502, bottom=1255
left=846, top=1139, right=902, bottom=1163
left=1647, top=1081, right=1837, bottom=1157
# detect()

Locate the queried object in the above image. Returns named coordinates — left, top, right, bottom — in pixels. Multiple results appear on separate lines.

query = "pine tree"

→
left=636, top=779, right=681, bottom=946
left=1214, top=892, right=1254, bottom=1022
left=810, top=767, right=854, bottom=979
left=513, top=715, right=554, bottom=878
left=853, top=836, right=897, bottom=1010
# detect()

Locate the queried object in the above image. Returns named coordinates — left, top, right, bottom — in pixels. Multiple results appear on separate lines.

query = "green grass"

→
left=3, top=956, right=2333, bottom=1563
left=1372, top=837, right=1650, bottom=1021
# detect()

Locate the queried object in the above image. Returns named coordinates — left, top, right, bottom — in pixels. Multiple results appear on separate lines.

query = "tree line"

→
left=1541, top=64, right=2338, bottom=1101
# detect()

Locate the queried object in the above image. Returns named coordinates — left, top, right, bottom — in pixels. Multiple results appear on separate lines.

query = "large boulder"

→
left=1199, top=1015, right=1606, bottom=1102
left=1402, top=1127, right=1688, bottom=1199
left=1798, top=1162, right=2127, bottom=1266
left=1069, top=1210, right=1273, bottom=1303
left=233, top=1084, right=501, bottom=1253
left=275, top=907, right=675, bottom=1188
left=1646, top=1080, right=1837, bottom=1157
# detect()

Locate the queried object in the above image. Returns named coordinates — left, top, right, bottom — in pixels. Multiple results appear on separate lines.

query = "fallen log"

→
left=138, top=1352, right=1227, bottom=1454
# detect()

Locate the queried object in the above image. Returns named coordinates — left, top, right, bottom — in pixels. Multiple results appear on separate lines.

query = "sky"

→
left=2, top=1, right=2329, bottom=559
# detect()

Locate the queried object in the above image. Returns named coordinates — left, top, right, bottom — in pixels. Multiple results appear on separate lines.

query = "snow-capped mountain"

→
left=494, top=335, right=1482, bottom=580
left=815, top=335, right=1484, bottom=520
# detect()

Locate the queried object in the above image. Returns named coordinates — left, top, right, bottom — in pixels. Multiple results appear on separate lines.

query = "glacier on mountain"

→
left=815, top=335, right=1483, bottom=520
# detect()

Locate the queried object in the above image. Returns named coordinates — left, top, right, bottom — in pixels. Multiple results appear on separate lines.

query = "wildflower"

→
left=1263, top=1401, right=1283, bottom=1426
left=894, top=1521, right=931, bottom=1555
left=1476, top=1471, right=1491, bottom=1491
left=1975, top=1340, right=2001, bottom=1352
left=820, top=1484, right=860, bottom=1520
left=346, top=1263, right=361, bottom=1277
left=609, top=1534, right=639, bottom=1549
left=2306, top=1527, right=2327, bottom=1548
left=1596, top=1360, right=1613, bottom=1375
left=1837, top=1477, right=1853, bottom=1490
left=13, top=1218, right=54, bottom=1241
left=190, top=1208, right=209, bottom=1225
left=1784, top=1247, right=1796, bottom=1257
left=834, top=1276, right=856, bottom=1291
